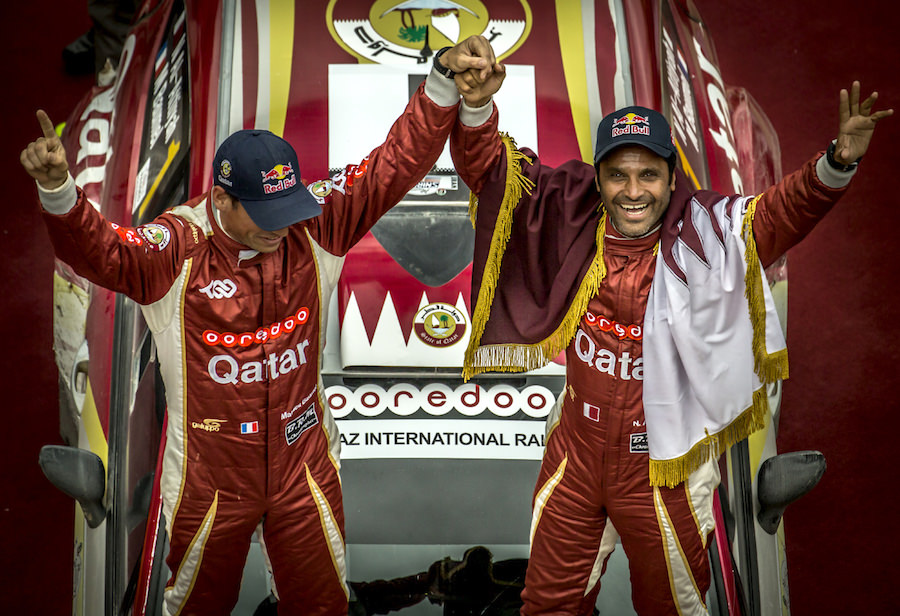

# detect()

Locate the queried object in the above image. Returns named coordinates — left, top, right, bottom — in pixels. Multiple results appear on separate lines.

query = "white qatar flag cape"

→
left=643, top=193, right=787, bottom=487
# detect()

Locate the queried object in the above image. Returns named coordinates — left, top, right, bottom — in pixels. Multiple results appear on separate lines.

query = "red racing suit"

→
left=40, top=75, right=459, bottom=616
left=450, top=101, right=851, bottom=615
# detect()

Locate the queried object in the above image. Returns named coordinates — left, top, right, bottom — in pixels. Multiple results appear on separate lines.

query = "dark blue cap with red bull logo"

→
left=213, top=129, right=322, bottom=231
left=594, top=105, right=677, bottom=165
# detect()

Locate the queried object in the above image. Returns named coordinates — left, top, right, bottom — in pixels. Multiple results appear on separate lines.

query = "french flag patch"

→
left=241, top=421, right=259, bottom=434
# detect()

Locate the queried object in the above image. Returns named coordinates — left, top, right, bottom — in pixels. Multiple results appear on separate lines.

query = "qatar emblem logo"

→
left=309, top=179, right=333, bottom=202
left=327, top=0, right=531, bottom=66
left=413, top=302, right=466, bottom=348
left=138, top=223, right=171, bottom=251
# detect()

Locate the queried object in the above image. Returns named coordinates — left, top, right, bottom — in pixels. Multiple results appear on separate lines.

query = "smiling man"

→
left=445, top=37, right=891, bottom=616
left=592, top=106, right=677, bottom=239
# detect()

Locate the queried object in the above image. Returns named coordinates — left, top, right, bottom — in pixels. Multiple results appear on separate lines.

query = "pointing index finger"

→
left=36, top=109, right=58, bottom=140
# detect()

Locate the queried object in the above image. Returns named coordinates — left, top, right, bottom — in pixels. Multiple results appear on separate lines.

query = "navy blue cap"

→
left=213, top=129, right=322, bottom=231
left=594, top=106, right=677, bottom=164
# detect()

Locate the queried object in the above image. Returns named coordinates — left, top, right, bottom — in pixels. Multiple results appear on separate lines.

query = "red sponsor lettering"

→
left=494, top=391, right=514, bottom=409
left=110, top=222, right=144, bottom=246
left=344, top=156, right=370, bottom=189
left=203, top=307, right=310, bottom=346
left=584, top=311, right=642, bottom=340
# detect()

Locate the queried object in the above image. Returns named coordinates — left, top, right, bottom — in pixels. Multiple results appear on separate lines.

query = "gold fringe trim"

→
left=741, top=195, right=789, bottom=384
left=467, top=132, right=534, bottom=227
left=462, top=134, right=607, bottom=380
left=463, top=133, right=534, bottom=380
left=648, top=388, right=770, bottom=488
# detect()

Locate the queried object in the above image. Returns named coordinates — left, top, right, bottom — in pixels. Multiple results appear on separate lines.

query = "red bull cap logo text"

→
left=611, top=112, right=651, bottom=138
left=261, top=163, right=297, bottom=194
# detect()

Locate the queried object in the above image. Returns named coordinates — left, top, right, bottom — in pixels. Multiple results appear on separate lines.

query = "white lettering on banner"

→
left=662, top=28, right=701, bottom=153
left=574, top=330, right=643, bottom=380
left=693, top=35, right=743, bottom=194
left=324, top=383, right=555, bottom=419
left=335, top=419, right=547, bottom=460
left=207, top=340, right=310, bottom=385
left=74, top=35, right=135, bottom=191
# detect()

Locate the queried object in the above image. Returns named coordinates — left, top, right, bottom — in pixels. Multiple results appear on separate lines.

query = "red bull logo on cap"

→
left=261, top=163, right=297, bottom=194
left=611, top=112, right=651, bottom=138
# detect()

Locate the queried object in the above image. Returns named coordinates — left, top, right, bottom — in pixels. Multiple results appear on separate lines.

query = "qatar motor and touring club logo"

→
left=327, top=0, right=531, bottom=66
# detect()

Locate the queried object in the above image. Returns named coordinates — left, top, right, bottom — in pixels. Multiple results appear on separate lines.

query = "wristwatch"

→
left=826, top=141, right=860, bottom=172
left=433, top=47, right=455, bottom=79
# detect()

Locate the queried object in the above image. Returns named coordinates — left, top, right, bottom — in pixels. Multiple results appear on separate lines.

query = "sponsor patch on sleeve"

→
left=308, top=179, right=333, bottom=204
left=137, top=223, right=172, bottom=251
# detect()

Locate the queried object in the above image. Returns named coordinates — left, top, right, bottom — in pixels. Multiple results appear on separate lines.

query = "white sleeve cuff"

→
left=815, top=154, right=856, bottom=189
left=38, top=173, right=78, bottom=215
left=459, top=98, right=493, bottom=127
left=424, top=69, right=460, bottom=107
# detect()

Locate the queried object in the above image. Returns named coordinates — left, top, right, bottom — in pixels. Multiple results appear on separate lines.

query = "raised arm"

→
left=304, top=56, right=462, bottom=255
left=752, top=82, right=892, bottom=265
left=23, top=110, right=187, bottom=303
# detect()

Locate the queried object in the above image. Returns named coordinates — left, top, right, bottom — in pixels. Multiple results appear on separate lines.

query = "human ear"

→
left=211, top=185, right=232, bottom=213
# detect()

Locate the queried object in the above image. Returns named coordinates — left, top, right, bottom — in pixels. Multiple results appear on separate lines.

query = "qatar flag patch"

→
left=241, top=421, right=259, bottom=434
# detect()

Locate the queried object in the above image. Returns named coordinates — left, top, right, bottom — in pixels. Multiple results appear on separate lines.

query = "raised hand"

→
left=834, top=81, right=893, bottom=165
left=21, top=110, right=69, bottom=190
left=441, top=35, right=506, bottom=108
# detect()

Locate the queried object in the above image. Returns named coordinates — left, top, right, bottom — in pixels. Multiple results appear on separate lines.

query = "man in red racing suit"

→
left=448, top=39, right=891, bottom=616
left=22, top=58, right=474, bottom=614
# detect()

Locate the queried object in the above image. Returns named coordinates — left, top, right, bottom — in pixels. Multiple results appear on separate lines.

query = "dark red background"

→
left=2, top=1, right=897, bottom=612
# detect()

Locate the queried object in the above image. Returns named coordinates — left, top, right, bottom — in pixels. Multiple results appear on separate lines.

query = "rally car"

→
left=40, top=0, right=825, bottom=614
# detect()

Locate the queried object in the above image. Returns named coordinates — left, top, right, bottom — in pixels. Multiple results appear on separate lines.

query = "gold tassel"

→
left=648, top=387, right=770, bottom=488
left=467, top=191, right=479, bottom=229
left=463, top=133, right=534, bottom=380
left=741, top=195, right=789, bottom=384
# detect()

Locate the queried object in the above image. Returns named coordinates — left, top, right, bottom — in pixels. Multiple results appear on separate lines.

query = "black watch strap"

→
left=433, top=47, right=455, bottom=78
left=826, top=141, right=860, bottom=172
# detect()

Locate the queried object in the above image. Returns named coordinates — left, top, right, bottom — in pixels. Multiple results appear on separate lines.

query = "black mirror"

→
left=39, top=444, right=107, bottom=528
left=756, top=450, right=826, bottom=535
